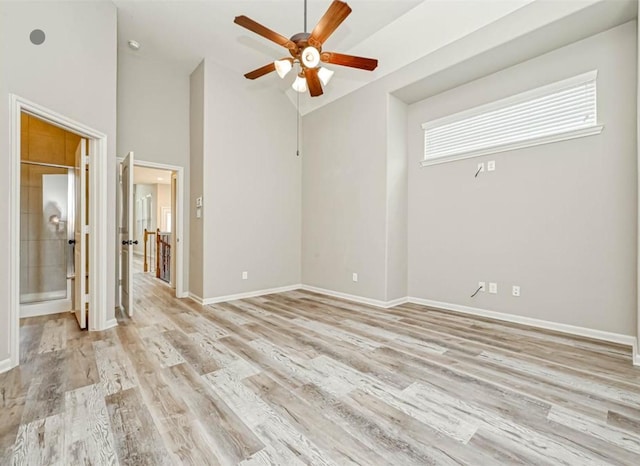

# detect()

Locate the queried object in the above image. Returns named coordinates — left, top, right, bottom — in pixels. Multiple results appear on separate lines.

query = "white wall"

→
left=117, top=51, right=190, bottom=294
left=408, top=22, right=637, bottom=336
left=0, top=0, right=117, bottom=361
left=189, top=61, right=205, bottom=299
left=386, top=95, right=409, bottom=301
left=193, top=59, right=301, bottom=300
left=302, top=90, right=389, bottom=300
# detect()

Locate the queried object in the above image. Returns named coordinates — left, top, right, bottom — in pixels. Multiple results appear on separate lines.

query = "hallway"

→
left=1, top=273, right=640, bottom=464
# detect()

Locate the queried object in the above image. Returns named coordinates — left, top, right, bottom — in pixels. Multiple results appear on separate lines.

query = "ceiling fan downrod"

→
left=304, top=0, right=307, bottom=33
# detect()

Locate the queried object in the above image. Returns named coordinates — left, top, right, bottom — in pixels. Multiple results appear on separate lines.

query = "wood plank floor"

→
left=2, top=272, right=640, bottom=465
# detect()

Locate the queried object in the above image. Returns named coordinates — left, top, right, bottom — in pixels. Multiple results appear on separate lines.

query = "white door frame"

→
left=9, top=94, right=109, bottom=369
left=117, top=158, right=185, bottom=299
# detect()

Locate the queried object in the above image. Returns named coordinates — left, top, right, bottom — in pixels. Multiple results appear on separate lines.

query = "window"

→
left=421, top=70, right=602, bottom=166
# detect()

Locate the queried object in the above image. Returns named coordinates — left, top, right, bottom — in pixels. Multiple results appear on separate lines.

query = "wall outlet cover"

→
left=487, top=160, right=496, bottom=171
left=242, top=271, right=248, bottom=280
left=352, top=273, right=358, bottom=282
left=478, top=281, right=486, bottom=291
left=489, top=282, right=498, bottom=294
left=512, top=285, right=520, bottom=297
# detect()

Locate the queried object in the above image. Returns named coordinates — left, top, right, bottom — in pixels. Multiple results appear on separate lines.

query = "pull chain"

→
left=296, top=88, right=300, bottom=156
left=297, top=0, right=306, bottom=157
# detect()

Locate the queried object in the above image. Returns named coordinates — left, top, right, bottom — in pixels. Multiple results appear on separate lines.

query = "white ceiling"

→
left=134, top=166, right=172, bottom=185
left=115, top=0, right=421, bottom=72
left=114, top=0, right=633, bottom=114
left=114, top=0, right=529, bottom=111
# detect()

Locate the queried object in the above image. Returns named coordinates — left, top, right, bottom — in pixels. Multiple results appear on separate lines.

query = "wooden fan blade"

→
left=244, top=62, right=276, bottom=80
left=234, top=15, right=297, bottom=51
left=309, top=1, right=352, bottom=46
left=321, top=52, right=378, bottom=71
left=304, top=68, right=323, bottom=97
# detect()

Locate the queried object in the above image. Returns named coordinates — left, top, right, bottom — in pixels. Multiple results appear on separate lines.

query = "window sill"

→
left=420, top=125, right=604, bottom=168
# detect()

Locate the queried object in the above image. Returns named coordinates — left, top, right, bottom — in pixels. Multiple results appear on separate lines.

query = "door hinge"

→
left=83, top=155, right=90, bottom=166
left=83, top=225, right=90, bottom=234
left=84, top=293, right=90, bottom=303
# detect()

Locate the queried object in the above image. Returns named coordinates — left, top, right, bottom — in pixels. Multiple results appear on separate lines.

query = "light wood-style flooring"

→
left=2, top=271, right=640, bottom=465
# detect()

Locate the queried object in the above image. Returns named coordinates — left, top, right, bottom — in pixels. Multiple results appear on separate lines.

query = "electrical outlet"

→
left=477, top=162, right=485, bottom=173
left=352, top=272, right=358, bottom=282
left=487, top=160, right=496, bottom=171
left=478, top=281, right=486, bottom=292
left=242, top=271, right=248, bottom=280
left=512, top=285, right=520, bottom=297
left=489, top=282, right=498, bottom=294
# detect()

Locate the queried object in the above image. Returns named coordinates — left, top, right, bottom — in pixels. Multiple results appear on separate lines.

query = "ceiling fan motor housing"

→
left=289, top=32, right=322, bottom=69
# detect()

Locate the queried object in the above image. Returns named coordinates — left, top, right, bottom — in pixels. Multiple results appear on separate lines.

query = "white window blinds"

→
left=422, top=71, right=600, bottom=164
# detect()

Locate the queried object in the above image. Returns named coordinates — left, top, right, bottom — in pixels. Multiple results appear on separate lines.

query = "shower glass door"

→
left=20, top=163, right=74, bottom=304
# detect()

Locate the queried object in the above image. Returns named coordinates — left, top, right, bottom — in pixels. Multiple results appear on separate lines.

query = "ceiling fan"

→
left=234, top=0, right=378, bottom=97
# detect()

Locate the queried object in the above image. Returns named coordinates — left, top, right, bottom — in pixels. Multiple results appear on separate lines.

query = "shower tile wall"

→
left=20, top=164, right=68, bottom=302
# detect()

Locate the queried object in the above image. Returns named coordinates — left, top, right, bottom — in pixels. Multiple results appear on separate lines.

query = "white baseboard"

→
left=192, top=284, right=303, bottom=305
left=300, top=284, right=408, bottom=309
left=176, top=291, right=189, bottom=299
left=0, top=358, right=13, bottom=374
left=188, top=292, right=205, bottom=305
left=633, top=340, right=639, bottom=367
left=408, top=297, right=637, bottom=350
left=102, top=319, right=118, bottom=330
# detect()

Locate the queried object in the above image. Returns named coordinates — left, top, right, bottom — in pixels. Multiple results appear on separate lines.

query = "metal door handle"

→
left=68, top=239, right=76, bottom=245
left=122, top=240, right=129, bottom=245
left=132, top=240, right=139, bottom=245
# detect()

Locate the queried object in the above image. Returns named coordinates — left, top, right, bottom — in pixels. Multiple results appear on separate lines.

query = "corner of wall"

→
left=384, top=93, right=409, bottom=302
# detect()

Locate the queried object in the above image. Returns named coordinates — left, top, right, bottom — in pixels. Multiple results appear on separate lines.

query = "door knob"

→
left=122, top=240, right=129, bottom=245
left=132, top=240, right=139, bottom=245
left=68, top=239, right=76, bottom=245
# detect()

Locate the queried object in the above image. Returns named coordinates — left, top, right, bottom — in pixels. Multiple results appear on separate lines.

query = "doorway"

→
left=19, top=113, right=80, bottom=319
left=132, top=166, right=173, bottom=283
left=19, top=113, right=90, bottom=330
left=117, top=157, right=184, bottom=317
left=9, top=95, right=109, bottom=370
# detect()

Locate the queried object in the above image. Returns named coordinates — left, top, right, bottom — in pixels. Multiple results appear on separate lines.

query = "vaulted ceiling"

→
left=114, top=0, right=636, bottom=114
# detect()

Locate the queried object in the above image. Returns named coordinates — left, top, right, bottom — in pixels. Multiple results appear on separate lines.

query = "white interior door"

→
left=73, top=139, right=87, bottom=329
left=120, top=152, right=134, bottom=317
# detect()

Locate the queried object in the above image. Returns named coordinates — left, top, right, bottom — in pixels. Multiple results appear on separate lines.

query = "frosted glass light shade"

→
left=274, top=59, right=292, bottom=78
left=292, top=74, right=307, bottom=93
left=318, top=67, right=334, bottom=86
left=301, top=46, right=320, bottom=68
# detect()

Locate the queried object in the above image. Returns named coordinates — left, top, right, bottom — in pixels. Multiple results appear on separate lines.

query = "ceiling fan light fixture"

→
left=301, top=46, right=320, bottom=68
left=274, top=59, right=292, bottom=78
left=318, top=67, right=334, bottom=86
left=292, top=74, right=307, bottom=93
